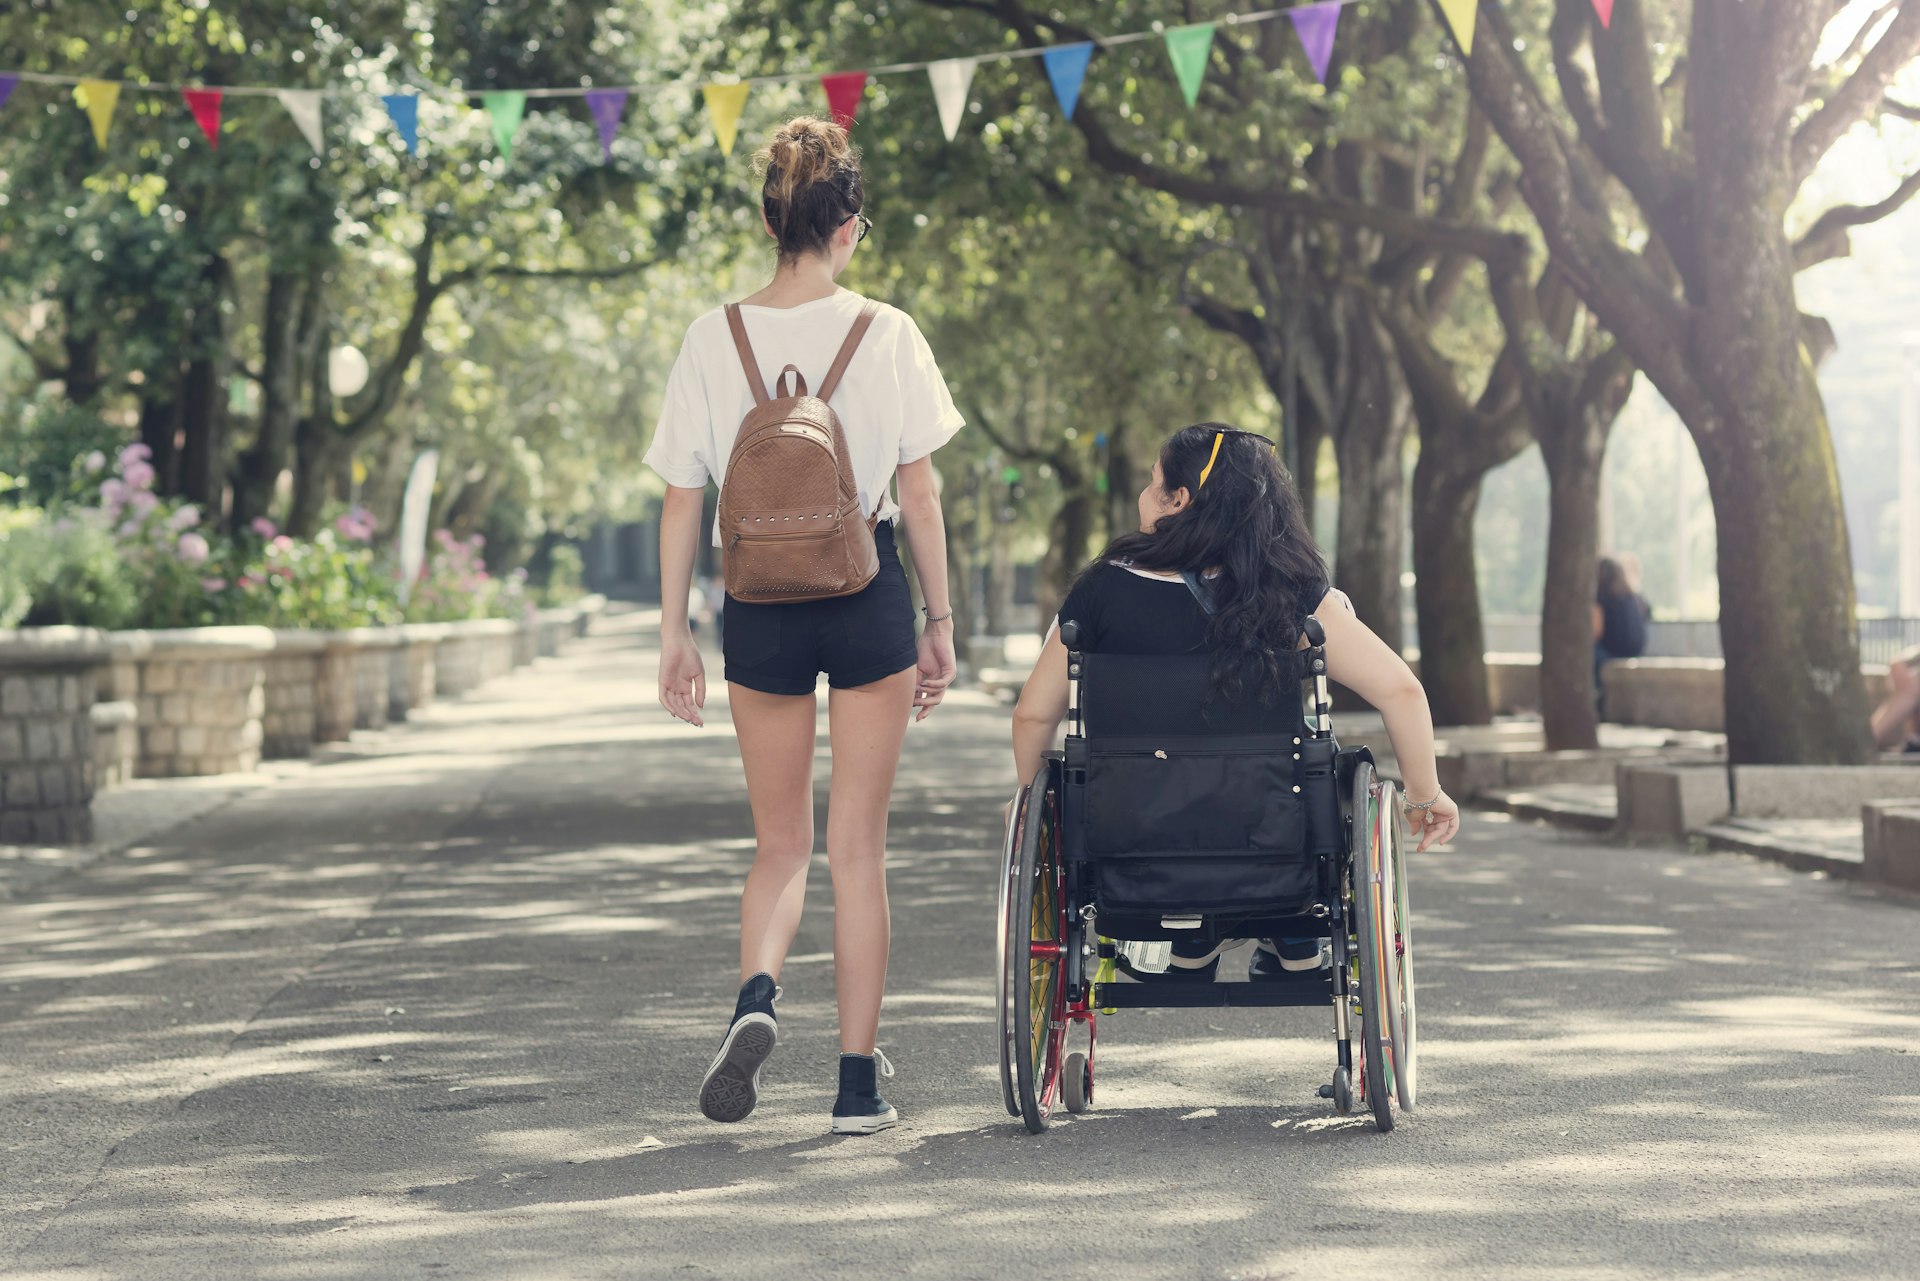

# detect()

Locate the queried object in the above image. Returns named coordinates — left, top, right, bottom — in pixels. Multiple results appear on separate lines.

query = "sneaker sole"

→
left=699, top=1012, right=777, bottom=1123
left=830, top=1104, right=899, bottom=1135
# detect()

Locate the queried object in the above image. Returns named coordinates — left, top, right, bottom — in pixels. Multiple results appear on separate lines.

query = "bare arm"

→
left=895, top=456, right=956, bottom=722
left=1313, top=590, right=1460, bottom=851
left=657, top=485, right=707, bottom=727
left=1012, top=626, right=1070, bottom=786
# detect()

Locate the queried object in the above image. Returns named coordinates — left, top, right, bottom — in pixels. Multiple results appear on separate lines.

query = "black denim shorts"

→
left=721, top=522, right=919, bottom=696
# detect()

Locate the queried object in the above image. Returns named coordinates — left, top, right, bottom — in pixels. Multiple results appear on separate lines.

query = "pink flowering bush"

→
left=229, top=524, right=401, bottom=630
left=405, top=529, right=527, bottom=623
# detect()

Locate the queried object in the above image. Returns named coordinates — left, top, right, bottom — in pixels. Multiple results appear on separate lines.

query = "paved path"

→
left=4, top=623, right=1919, bottom=1280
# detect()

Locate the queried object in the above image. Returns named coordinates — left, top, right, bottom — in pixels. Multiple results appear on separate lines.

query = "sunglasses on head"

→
left=1196, top=429, right=1277, bottom=489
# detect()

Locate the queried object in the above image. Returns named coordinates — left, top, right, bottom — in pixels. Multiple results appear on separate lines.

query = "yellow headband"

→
left=1196, top=431, right=1226, bottom=490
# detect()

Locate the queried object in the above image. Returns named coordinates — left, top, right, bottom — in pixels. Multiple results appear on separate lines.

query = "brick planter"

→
left=575, top=594, right=607, bottom=638
left=90, top=698, right=137, bottom=789
left=0, top=628, right=110, bottom=845
left=391, top=624, right=447, bottom=721
left=351, top=629, right=402, bottom=730
left=535, top=607, right=578, bottom=658
left=436, top=619, right=518, bottom=697
left=512, top=617, right=538, bottom=668
left=117, top=627, right=272, bottom=778
left=264, top=631, right=326, bottom=758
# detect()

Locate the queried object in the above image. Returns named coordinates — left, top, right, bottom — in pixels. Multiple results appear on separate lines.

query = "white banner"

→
left=397, top=449, right=440, bottom=603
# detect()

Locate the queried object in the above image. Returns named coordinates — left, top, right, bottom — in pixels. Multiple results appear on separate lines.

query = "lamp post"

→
left=1901, top=332, right=1920, bottom=617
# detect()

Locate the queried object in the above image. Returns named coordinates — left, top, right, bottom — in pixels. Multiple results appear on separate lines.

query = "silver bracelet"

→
left=1404, top=793, right=1441, bottom=813
left=922, top=608, right=953, bottom=624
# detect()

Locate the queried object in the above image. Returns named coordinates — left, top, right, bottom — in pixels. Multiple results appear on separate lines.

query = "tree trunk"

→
left=178, top=354, right=226, bottom=512
left=234, top=266, right=315, bottom=530
left=288, top=421, right=340, bottom=538
left=139, top=389, right=183, bottom=496
left=1410, top=451, right=1492, bottom=726
left=1537, top=440, right=1604, bottom=750
left=1036, top=477, right=1092, bottom=636
left=1331, top=311, right=1408, bottom=650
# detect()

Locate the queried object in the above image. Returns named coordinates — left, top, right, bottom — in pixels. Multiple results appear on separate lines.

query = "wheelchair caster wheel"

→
left=1330, top=1066, right=1353, bottom=1117
left=1063, top=1051, right=1093, bottom=1114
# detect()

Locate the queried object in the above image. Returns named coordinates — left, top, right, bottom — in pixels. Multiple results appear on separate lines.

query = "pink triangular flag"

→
left=182, top=88, right=223, bottom=148
left=821, top=71, right=867, bottom=129
left=1591, top=0, right=1614, bottom=27
left=1288, top=2, right=1343, bottom=85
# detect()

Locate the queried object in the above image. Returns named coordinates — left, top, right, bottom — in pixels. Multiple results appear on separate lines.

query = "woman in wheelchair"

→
left=1011, top=423, right=1460, bottom=983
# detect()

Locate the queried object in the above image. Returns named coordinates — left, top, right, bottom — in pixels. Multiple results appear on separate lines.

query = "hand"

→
left=1404, top=787, right=1459, bottom=853
left=913, top=624, right=957, bottom=722
left=658, top=627, right=707, bottom=727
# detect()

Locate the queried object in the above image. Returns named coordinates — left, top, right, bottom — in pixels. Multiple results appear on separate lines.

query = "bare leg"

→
left=825, top=667, right=916, bottom=1054
left=729, top=684, right=818, bottom=982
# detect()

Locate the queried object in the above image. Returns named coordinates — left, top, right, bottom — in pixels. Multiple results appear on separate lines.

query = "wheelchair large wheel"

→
left=1383, top=779, right=1419, bottom=1111
left=1350, top=760, right=1401, bottom=1133
left=994, top=785, right=1027, bottom=1119
left=1000, top=762, right=1068, bottom=1134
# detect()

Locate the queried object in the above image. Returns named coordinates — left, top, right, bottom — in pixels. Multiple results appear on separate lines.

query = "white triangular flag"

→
left=927, top=58, right=977, bottom=141
left=277, top=89, right=324, bottom=154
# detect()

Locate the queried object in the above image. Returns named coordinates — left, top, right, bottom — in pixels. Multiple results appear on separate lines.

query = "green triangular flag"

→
left=1165, top=23, right=1216, bottom=108
left=483, top=91, right=527, bottom=163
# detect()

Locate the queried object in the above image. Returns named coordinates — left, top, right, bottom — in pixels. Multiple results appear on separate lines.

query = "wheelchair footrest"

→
left=1093, top=979, right=1331, bottom=1010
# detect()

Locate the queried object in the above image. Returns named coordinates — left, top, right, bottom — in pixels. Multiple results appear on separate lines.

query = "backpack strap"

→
left=724, top=304, right=772, bottom=406
left=817, top=299, right=881, bottom=402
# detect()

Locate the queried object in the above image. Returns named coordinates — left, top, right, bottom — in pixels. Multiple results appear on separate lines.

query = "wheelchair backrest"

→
left=1077, top=650, right=1311, bottom=739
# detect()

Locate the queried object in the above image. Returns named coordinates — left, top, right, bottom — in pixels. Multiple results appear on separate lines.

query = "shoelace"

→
left=873, top=1047, right=895, bottom=1079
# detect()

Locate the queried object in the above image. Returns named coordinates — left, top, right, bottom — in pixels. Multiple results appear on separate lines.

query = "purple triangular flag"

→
left=584, top=88, right=627, bottom=161
left=1288, top=1, right=1342, bottom=85
left=0, top=74, right=17, bottom=112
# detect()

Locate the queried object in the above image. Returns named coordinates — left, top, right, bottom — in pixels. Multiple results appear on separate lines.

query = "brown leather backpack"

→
left=716, top=300, right=882, bottom=604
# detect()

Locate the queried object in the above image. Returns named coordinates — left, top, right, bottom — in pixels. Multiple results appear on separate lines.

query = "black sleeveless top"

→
left=1057, top=564, right=1331, bottom=732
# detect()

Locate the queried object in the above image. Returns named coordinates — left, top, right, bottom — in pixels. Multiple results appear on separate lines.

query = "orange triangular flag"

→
left=183, top=88, right=223, bottom=148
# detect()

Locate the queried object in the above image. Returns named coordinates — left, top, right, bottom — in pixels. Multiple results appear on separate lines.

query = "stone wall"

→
left=90, top=699, right=137, bottom=789
left=124, top=628, right=273, bottom=777
left=264, top=633, right=325, bottom=758
left=0, top=629, right=108, bottom=845
left=535, top=609, right=575, bottom=658
left=512, top=618, right=538, bottom=668
left=351, top=631, right=401, bottom=730
left=394, top=625, right=445, bottom=720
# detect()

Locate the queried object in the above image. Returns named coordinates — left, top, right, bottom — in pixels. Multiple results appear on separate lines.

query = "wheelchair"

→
left=996, top=617, right=1418, bottom=1133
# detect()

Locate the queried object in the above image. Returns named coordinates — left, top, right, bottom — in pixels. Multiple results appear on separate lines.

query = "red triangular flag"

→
left=183, top=88, right=223, bottom=148
left=1591, top=0, right=1614, bottom=27
left=821, top=72, right=868, bottom=129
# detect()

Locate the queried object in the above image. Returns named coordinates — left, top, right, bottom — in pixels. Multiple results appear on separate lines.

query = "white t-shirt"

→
left=642, top=290, right=965, bottom=546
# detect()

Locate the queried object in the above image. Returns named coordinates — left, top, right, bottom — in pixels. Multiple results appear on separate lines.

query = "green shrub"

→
left=535, top=543, right=586, bottom=607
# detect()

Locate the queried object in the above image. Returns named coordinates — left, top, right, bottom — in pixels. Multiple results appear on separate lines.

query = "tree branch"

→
left=1792, top=165, right=1920, bottom=269
left=1793, top=1, right=1920, bottom=183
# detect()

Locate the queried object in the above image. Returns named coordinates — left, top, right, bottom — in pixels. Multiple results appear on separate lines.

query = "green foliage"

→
left=0, top=399, right=127, bottom=507
left=5, top=514, right=144, bottom=630
left=534, top=543, right=585, bottom=607
left=404, top=529, right=526, bottom=623
left=226, top=530, right=404, bottom=631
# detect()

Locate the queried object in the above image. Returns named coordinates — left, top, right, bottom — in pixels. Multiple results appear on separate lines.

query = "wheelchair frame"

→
left=996, top=619, right=1417, bottom=1134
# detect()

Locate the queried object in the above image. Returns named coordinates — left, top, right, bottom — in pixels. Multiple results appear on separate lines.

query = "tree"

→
left=1451, top=0, right=1920, bottom=763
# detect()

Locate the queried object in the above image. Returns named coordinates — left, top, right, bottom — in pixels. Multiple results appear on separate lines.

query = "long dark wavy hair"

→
left=1077, top=423, right=1330, bottom=701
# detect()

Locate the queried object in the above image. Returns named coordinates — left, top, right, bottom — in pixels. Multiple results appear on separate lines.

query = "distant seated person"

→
left=1593, top=554, right=1651, bottom=712
left=1872, top=645, right=1920, bottom=754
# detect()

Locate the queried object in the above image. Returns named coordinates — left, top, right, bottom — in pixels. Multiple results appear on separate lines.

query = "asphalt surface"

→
left=3, top=619, right=1918, bottom=1280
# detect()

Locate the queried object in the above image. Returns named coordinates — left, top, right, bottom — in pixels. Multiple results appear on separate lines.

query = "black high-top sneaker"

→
left=829, top=1049, right=898, bottom=1135
left=1249, top=937, right=1330, bottom=981
left=698, top=973, right=779, bottom=1123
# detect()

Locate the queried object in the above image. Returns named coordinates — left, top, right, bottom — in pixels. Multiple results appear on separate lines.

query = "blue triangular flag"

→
left=382, top=92, right=419, bottom=156
left=1042, top=43, right=1094, bottom=120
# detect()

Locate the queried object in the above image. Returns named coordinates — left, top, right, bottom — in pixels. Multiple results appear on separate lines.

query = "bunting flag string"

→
left=1164, top=23, right=1216, bottom=109
left=277, top=89, right=324, bottom=154
left=584, top=88, right=628, bottom=160
left=0, top=0, right=1604, bottom=166
left=483, top=90, right=527, bottom=162
left=1042, top=42, right=1094, bottom=120
left=1288, top=1, right=1342, bottom=85
left=703, top=82, right=751, bottom=157
left=821, top=71, right=868, bottom=129
left=182, top=87, right=223, bottom=148
left=1436, top=0, right=1478, bottom=56
left=382, top=91, right=418, bottom=155
left=927, top=58, right=976, bottom=141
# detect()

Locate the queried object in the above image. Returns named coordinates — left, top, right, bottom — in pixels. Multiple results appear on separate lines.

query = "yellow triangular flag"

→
left=1436, top=0, right=1477, bottom=56
left=703, top=82, right=751, bottom=157
left=74, top=79, right=121, bottom=150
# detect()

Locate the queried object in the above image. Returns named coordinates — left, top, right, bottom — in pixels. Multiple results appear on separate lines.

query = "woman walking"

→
left=644, top=118, right=963, bottom=1134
